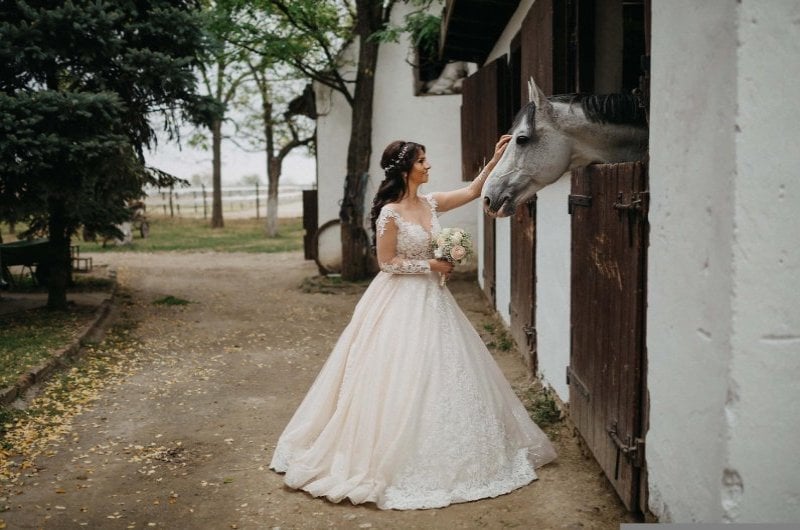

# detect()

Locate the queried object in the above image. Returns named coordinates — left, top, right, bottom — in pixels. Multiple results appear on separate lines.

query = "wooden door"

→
left=461, top=58, right=509, bottom=305
left=509, top=199, right=537, bottom=373
left=568, top=162, right=648, bottom=511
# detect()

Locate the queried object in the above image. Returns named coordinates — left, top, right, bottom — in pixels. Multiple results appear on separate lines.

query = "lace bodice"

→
left=375, top=194, right=441, bottom=274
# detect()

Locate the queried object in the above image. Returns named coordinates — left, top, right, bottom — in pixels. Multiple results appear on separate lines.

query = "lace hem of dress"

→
left=270, top=446, right=537, bottom=511
left=382, top=449, right=536, bottom=510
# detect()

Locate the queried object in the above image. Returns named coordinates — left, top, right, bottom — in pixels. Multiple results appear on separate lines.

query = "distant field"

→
left=79, top=216, right=305, bottom=253
left=1, top=217, right=305, bottom=254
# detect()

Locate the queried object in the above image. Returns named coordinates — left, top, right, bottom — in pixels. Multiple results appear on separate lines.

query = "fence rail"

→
left=143, top=184, right=314, bottom=219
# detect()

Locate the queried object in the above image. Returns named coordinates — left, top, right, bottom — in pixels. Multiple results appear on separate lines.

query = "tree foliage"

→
left=0, top=0, right=214, bottom=308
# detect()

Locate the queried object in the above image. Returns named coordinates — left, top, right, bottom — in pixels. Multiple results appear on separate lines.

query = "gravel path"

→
left=2, top=251, right=630, bottom=529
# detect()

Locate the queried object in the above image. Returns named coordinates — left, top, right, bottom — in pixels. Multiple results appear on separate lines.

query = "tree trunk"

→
left=46, top=196, right=70, bottom=310
left=340, top=0, right=383, bottom=281
left=266, top=162, right=280, bottom=237
left=211, top=118, right=224, bottom=228
left=263, top=93, right=279, bottom=237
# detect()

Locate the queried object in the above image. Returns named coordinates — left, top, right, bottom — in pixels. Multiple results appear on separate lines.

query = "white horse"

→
left=482, top=79, right=649, bottom=217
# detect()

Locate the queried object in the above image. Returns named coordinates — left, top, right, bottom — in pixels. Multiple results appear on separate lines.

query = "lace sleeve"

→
left=376, top=208, right=431, bottom=274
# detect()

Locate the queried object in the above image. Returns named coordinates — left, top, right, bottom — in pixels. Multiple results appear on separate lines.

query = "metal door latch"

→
left=608, top=420, right=645, bottom=479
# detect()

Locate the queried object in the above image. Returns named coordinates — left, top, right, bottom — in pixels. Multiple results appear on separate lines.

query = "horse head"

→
left=482, top=79, right=571, bottom=217
left=482, top=78, right=648, bottom=217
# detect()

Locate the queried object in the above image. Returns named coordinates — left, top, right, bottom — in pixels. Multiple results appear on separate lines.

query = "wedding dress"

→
left=270, top=194, right=557, bottom=510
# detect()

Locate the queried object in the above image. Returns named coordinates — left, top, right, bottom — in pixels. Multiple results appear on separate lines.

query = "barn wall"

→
left=727, top=0, right=800, bottom=522
left=479, top=0, right=537, bottom=318
left=314, top=3, right=466, bottom=251
left=495, top=218, right=511, bottom=325
left=534, top=177, right=571, bottom=401
left=646, top=1, right=737, bottom=521
left=480, top=0, right=572, bottom=398
left=647, top=0, right=800, bottom=522
left=369, top=3, right=466, bottom=238
left=314, top=54, right=355, bottom=227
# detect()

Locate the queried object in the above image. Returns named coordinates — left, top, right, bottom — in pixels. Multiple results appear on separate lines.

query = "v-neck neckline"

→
left=393, top=196, right=434, bottom=234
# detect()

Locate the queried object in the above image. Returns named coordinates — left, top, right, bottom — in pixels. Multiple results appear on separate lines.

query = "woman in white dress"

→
left=270, top=137, right=557, bottom=510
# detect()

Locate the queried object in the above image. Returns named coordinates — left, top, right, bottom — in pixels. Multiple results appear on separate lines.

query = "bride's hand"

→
left=492, top=135, right=512, bottom=161
left=429, top=259, right=454, bottom=275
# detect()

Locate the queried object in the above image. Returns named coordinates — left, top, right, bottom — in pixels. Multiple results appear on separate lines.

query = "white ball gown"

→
left=270, top=194, right=557, bottom=510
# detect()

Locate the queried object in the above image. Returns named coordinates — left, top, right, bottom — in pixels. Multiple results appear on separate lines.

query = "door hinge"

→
left=568, top=194, right=592, bottom=214
left=522, top=325, right=536, bottom=346
left=607, top=420, right=645, bottom=479
left=566, top=365, right=590, bottom=400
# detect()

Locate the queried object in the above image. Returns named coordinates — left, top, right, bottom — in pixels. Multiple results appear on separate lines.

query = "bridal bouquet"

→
left=432, top=227, right=474, bottom=286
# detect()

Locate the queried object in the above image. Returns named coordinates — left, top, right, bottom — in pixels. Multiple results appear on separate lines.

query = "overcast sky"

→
left=145, top=128, right=316, bottom=188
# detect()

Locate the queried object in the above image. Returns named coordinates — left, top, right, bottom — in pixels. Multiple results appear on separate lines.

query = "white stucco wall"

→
left=495, top=218, right=511, bottom=325
left=314, top=3, right=467, bottom=254
left=647, top=0, right=800, bottom=522
left=727, top=1, right=800, bottom=522
left=314, top=80, right=353, bottom=226
left=534, top=178, right=571, bottom=401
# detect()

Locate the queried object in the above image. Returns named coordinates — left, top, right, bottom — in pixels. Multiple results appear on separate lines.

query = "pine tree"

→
left=0, top=0, right=216, bottom=309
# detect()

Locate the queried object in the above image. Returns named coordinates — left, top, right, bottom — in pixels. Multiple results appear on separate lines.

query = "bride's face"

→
left=406, top=149, right=431, bottom=185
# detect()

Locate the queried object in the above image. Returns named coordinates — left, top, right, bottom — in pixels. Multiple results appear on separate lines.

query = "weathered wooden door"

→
left=461, top=58, right=509, bottom=305
left=509, top=199, right=537, bottom=373
left=567, top=162, right=648, bottom=511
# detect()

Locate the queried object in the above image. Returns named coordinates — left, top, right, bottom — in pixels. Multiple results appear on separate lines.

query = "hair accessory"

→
left=384, top=142, right=411, bottom=173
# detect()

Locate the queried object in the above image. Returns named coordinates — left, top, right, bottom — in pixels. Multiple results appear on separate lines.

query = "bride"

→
left=270, top=136, right=557, bottom=510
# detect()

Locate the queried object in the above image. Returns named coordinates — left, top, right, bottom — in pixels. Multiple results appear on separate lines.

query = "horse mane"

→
left=550, top=93, right=647, bottom=126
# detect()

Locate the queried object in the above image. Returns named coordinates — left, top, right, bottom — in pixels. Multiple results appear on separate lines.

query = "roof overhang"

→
left=439, top=0, right=521, bottom=64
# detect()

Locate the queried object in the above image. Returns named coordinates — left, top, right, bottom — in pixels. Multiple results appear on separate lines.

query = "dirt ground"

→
left=1, top=250, right=632, bottom=529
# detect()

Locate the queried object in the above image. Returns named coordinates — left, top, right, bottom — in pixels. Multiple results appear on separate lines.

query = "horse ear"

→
left=527, top=77, right=551, bottom=111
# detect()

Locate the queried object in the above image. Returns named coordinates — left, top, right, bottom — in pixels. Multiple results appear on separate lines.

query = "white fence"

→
left=143, top=184, right=313, bottom=219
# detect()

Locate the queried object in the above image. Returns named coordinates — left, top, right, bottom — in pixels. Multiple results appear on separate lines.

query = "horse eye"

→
left=516, top=135, right=530, bottom=145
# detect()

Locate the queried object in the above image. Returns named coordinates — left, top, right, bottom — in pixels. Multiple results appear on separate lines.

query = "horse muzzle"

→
left=482, top=194, right=515, bottom=218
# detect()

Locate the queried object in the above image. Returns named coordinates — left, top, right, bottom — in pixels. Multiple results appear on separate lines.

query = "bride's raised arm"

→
left=431, top=135, right=511, bottom=213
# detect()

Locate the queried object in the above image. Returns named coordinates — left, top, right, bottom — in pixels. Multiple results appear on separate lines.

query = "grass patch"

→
left=153, top=295, right=191, bottom=306
left=77, top=216, right=304, bottom=253
left=482, top=322, right=514, bottom=352
left=496, top=331, right=513, bottom=351
left=0, top=307, right=96, bottom=389
left=525, top=387, right=562, bottom=428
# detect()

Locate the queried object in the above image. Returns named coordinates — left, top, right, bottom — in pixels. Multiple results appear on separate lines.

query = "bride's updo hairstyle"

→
left=369, top=140, right=425, bottom=248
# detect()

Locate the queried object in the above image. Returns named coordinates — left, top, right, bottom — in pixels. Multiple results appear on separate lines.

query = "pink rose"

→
left=450, top=245, right=467, bottom=261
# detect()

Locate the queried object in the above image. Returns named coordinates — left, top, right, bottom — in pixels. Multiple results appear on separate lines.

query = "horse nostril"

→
left=483, top=196, right=491, bottom=207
